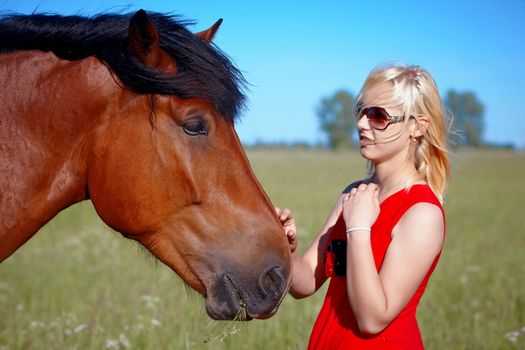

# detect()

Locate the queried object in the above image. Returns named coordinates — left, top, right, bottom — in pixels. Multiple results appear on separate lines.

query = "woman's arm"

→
left=343, top=184, right=444, bottom=335
left=277, top=194, right=346, bottom=299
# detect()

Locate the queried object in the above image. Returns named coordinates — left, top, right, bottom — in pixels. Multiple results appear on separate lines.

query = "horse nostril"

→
left=258, top=266, right=286, bottom=299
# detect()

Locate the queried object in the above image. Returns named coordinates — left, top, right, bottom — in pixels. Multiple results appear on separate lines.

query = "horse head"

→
left=85, top=11, right=291, bottom=320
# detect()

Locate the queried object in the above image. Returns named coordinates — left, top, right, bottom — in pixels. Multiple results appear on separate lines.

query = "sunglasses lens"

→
left=367, top=107, right=389, bottom=129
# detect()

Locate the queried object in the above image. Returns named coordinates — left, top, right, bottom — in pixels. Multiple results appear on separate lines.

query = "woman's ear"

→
left=412, top=115, right=430, bottom=138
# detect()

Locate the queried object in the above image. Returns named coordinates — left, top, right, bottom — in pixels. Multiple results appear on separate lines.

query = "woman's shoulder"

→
left=393, top=200, right=445, bottom=246
left=391, top=184, right=445, bottom=243
left=342, top=178, right=371, bottom=194
left=330, top=179, right=369, bottom=217
left=405, top=183, right=443, bottom=208
left=399, top=184, right=445, bottom=226
left=385, top=183, right=444, bottom=225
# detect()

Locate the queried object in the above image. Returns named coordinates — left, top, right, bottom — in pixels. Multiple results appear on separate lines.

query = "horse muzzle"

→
left=204, top=265, right=290, bottom=320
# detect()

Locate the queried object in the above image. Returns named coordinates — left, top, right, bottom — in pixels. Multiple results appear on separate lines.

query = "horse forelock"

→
left=0, top=12, right=247, bottom=122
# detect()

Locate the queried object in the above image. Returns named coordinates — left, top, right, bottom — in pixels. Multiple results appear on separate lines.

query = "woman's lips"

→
left=359, top=134, right=375, bottom=145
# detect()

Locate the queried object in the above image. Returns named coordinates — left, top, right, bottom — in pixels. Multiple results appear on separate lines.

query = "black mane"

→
left=0, top=11, right=247, bottom=121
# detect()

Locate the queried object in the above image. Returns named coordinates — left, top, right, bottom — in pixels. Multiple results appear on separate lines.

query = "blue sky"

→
left=2, top=0, right=524, bottom=148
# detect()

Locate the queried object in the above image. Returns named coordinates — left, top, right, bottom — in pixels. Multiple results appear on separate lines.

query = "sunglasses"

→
left=357, top=106, right=406, bottom=131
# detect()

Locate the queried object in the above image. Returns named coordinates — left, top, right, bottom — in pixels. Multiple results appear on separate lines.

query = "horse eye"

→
left=183, top=121, right=208, bottom=136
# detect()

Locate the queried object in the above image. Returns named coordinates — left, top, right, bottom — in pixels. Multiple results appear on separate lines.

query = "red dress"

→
left=308, top=184, right=445, bottom=350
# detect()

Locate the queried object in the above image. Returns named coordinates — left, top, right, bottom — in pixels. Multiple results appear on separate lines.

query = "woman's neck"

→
left=371, top=156, right=419, bottom=200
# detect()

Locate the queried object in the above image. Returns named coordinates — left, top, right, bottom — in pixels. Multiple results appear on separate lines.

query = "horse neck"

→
left=0, top=51, right=118, bottom=260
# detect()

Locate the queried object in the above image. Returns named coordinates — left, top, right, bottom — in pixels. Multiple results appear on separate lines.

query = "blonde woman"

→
left=277, top=64, right=450, bottom=349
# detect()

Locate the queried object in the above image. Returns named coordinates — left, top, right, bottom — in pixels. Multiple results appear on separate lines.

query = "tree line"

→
left=317, top=89, right=495, bottom=149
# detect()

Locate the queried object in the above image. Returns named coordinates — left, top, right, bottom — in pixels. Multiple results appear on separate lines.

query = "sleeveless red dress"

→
left=308, top=184, right=445, bottom=350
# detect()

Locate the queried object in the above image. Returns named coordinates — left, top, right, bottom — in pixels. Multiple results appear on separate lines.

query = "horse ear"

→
left=196, top=18, right=223, bottom=42
left=128, top=9, right=163, bottom=68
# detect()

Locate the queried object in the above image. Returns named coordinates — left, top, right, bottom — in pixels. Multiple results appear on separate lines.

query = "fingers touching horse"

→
left=0, top=10, right=291, bottom=320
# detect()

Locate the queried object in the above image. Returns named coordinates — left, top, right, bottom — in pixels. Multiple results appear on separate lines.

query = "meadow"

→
left=1, top=149, right=524, bottom=349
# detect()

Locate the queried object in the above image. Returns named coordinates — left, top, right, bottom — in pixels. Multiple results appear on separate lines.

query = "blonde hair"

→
left=355, top=63, right=451, bottom=201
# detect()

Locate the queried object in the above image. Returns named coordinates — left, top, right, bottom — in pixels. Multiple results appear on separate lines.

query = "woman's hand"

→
left=342, top=183, right=380, bottom=229
left=275, top=207, right=298, bottom=254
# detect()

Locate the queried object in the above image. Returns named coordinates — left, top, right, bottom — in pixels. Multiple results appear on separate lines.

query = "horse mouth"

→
left=205, top=272, right=287, bottom=321
left=225, top=275, right=253, bottom=321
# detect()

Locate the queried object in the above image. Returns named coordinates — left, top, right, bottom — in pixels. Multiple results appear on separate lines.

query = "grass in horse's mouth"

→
left=202, top=277, right=247, bottom=343
left=202, top=314, right=242, bottom=343
left=237, top=301, right=248, bottom=321
left=225, top=274, right=250, bottom=321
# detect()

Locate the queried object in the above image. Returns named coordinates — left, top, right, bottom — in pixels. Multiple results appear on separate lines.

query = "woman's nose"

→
left=356, top=114, right=370, bottom=130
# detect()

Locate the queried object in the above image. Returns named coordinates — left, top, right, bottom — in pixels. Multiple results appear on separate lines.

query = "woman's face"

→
left=357, top=82, right=415, bottom=164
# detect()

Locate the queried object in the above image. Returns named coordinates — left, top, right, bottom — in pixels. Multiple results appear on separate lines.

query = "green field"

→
left=1, top=149, right=524, bottom=349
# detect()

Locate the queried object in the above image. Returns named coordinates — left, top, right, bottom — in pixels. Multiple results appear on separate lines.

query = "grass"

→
left=1, top=148, right=524, bottom=349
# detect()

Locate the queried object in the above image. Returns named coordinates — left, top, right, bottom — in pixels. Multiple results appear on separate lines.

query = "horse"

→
left=0, top=9, right=291, bottom=321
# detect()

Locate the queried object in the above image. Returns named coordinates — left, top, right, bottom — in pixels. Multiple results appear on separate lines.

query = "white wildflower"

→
left=140, top=295, right=160, bottom=309
left=74, top=324, right=88, bottom=333
left=106, top=339, right=120, bottom=349
left=151, top=318, right=161, bottom=327
left=119, top=333, right=131, bottom=349
left=29, top=321, right=45, bottom=329
left=505, top=331, right=520, bottom=343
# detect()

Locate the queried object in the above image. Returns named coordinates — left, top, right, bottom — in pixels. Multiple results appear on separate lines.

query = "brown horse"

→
left=0, top=10, right=291, bottom=320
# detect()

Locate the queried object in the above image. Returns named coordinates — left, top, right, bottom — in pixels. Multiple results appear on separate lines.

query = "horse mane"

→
left=0, top=12, right=247, bottom=121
